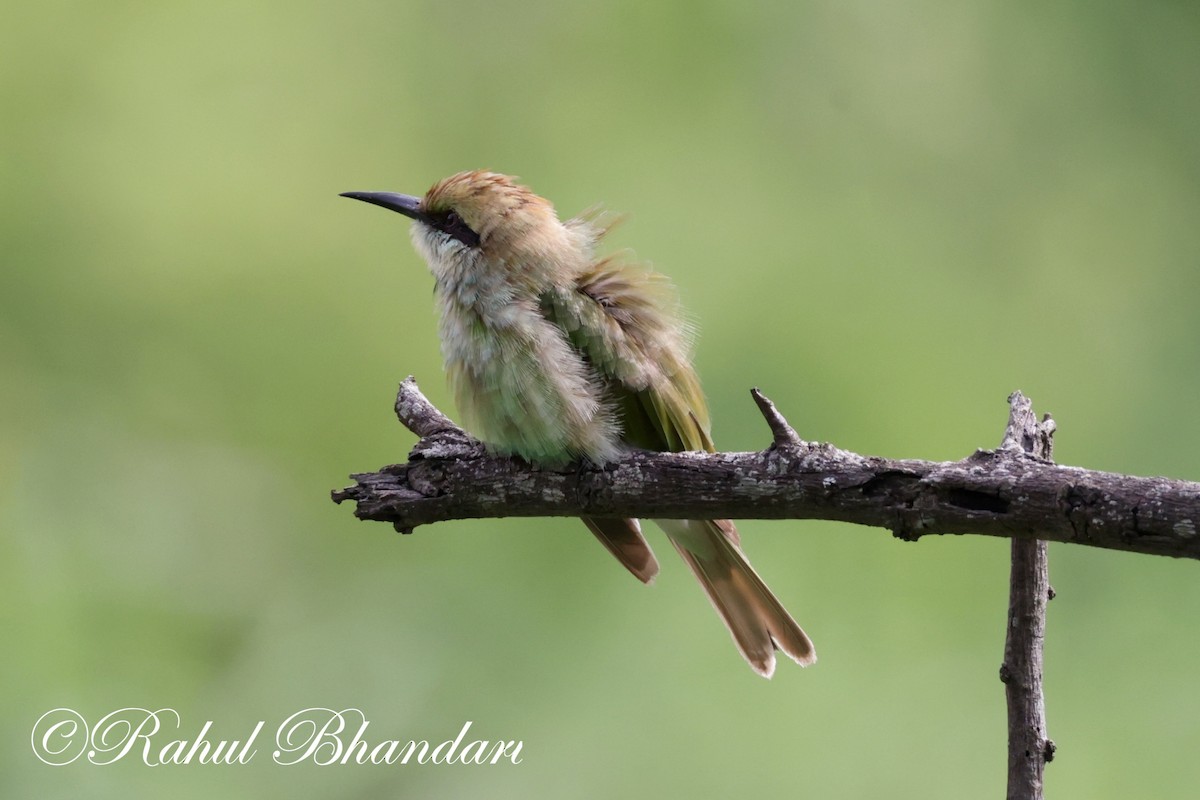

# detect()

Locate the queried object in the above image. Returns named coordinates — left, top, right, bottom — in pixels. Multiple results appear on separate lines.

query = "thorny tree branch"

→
left=998, top=394, right=1055, bottom=800
left=332, top=377, right=1200, bottom=561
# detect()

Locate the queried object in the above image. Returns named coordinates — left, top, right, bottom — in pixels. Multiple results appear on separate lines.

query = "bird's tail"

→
left=657, top=519, right=815, bottom=677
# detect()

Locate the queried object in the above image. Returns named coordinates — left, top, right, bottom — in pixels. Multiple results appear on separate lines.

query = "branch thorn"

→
left=751, top=388, right=805, bottom=449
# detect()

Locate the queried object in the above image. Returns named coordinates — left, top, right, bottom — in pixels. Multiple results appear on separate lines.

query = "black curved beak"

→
left=339, top=191, right=426, bottom=222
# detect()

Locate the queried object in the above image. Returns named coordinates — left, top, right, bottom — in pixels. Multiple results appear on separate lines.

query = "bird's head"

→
left=341, top=171, right=580, bottom=286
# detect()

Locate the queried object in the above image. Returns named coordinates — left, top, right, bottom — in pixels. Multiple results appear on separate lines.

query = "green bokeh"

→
left=5, top=1, right=1200, bottom=797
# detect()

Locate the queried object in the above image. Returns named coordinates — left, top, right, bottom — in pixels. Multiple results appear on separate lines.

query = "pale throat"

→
left=413, top=217, right=621, bottom=465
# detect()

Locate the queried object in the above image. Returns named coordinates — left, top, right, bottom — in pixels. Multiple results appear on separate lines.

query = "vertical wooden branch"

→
left=999, top=393, right=1056, bottom=800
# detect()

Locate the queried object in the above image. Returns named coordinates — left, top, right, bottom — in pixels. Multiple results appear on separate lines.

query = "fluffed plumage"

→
left=341, top=171, right=815, bottom=676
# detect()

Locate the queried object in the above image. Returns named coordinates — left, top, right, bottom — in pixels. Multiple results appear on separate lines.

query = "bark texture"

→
left=332, top=377, right=1200, bottom=561
left=998, top=394, right=1055, bottom=800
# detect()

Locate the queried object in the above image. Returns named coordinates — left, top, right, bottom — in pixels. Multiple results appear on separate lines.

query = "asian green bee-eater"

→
left=341, top=171, right=815, bottom=676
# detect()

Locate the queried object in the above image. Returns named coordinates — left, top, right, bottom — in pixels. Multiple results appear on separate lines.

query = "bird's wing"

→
left=545, top=248, right=812, bottom=676
left=541, top=254, right=715, bottom=456
left=541, top=254, right=738, bottom=576
left=580, top=516, right=659, bottom=584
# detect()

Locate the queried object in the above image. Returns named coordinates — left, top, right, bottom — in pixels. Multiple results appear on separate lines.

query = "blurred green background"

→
left=4, top=1, right=1200, bottom=797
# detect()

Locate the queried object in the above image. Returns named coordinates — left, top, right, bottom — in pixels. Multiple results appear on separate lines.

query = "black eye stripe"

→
left=431, top=210, right=481, bottom=247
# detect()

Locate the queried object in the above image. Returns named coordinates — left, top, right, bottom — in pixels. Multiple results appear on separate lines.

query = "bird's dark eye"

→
left=435, top=209, right=481, bottom=248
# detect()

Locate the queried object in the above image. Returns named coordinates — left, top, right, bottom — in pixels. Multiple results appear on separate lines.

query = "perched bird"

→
left=341, top=171, right=815, bottom=676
